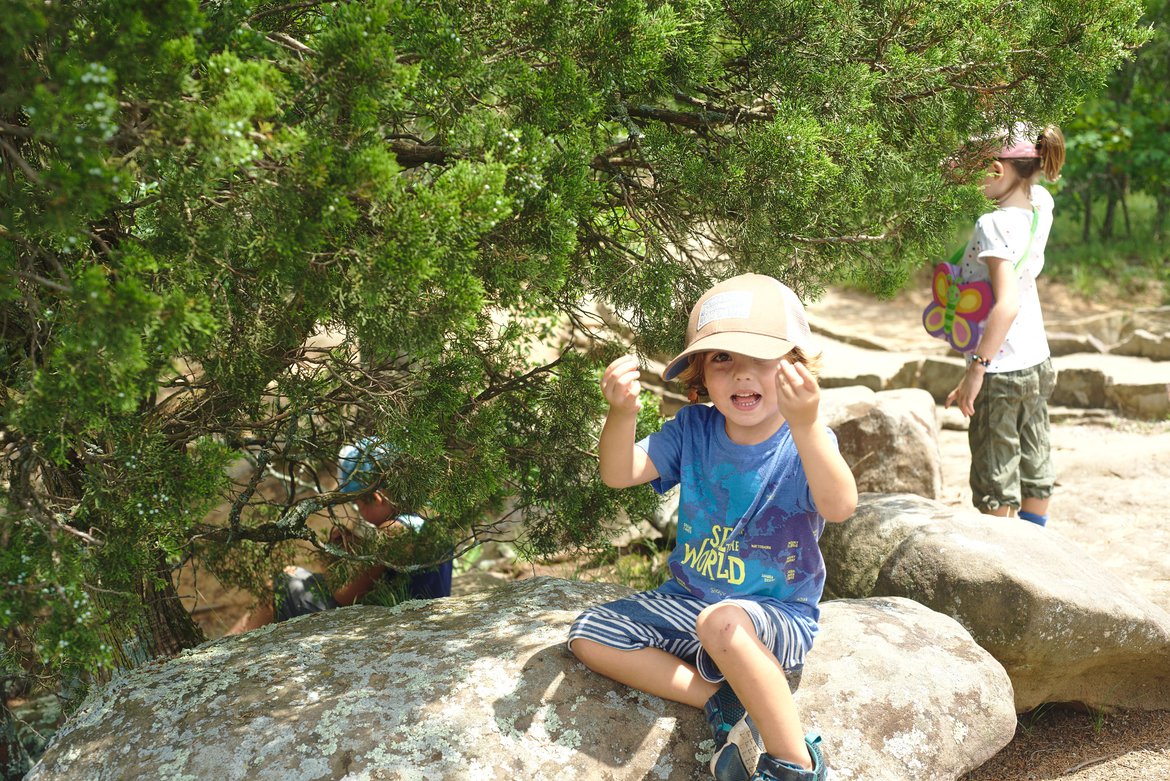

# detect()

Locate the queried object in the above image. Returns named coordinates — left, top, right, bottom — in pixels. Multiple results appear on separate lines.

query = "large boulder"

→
left=822, top=386, right=942, bottom=499
left=1046, top=331, right=1108, bottom=356
left=799, top=597, right=1015, bottom=780
left=1048, top=366, right=1108, bottom=408
left=817, top=340, right=921, bottom=393
left=822, top=493, right=1170, bottom=712
left=1105, top=380, right=1170, bottom=421
left=1111, top=328, right=1170, bottom=360
left=28, top=577, right=1014, bottom=781
left=916, top=357, right=966, bottom=404
left=1050, top=353, right=1170, bottom=420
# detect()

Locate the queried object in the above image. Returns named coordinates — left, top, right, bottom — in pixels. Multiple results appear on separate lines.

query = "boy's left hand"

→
left=775, top=359, right=820, bottom=428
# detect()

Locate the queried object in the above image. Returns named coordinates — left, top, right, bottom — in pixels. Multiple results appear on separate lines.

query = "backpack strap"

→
left=1012, top=207, right=1040, bottom=273
left=950, top=206, right=1039, bottom=273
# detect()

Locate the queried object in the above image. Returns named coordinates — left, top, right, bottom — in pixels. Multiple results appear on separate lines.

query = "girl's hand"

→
left=601, top=354, right=643, bottom=415
left=776, top=359, right=820, bottom=428
left=945, top=364, right=985, bottom=417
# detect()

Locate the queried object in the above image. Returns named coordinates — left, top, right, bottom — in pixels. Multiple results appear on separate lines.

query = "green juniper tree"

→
left=0, top=0, right=1148, bottom=757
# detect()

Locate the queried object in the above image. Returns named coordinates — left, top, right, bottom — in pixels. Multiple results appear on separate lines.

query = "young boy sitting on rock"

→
left=567, top=274, right=857, bottom=781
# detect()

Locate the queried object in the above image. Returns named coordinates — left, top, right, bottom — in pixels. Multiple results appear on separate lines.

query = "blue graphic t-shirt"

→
left=638, top=404, right=832, bottom=615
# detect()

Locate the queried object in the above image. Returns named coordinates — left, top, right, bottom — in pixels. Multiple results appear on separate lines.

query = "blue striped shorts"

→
left=566, top=585, right=818, bottom=682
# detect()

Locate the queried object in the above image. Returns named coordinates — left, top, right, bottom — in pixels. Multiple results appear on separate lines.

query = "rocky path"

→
left=807, top=283, right=1170, bottom=615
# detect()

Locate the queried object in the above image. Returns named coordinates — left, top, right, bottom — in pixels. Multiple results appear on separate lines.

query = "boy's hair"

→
left=675, top=346, right=823, bottom=402
left=1001, top=125, right=1065, bottom=185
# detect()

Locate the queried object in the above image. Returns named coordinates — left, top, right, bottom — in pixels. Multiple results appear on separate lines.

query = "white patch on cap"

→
left=696, top=291, right=752, bottom=330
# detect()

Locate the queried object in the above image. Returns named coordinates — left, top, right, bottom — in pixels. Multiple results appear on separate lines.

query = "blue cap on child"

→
left=337, top=438, right=390, bottom=495
left=337, top=439, right=426, bottom=532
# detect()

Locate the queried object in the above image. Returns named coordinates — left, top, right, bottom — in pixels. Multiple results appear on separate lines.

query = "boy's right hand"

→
left=601, top=354, right=643, bottom=414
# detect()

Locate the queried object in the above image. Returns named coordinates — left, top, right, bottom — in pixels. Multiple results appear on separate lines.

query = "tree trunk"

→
left=1120, top=172, right=1131, bottom=237
left=1081, top=189, right=1093, bottom=244
left=112, top=552, right=206, bottom=669
left=1155, top=193, right=1168, bottom=241
left=1101, top=191, right=1117, bottom=240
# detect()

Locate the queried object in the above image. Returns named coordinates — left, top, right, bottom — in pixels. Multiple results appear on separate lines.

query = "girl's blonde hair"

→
left=1003, top=125, right=1066, bottom=185
left=675, top=346, right=823, bottom=403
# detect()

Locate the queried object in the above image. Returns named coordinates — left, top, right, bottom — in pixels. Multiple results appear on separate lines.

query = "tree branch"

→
left=0, top=137, right=42, bottom=184
left=467, top=355, right=566, bottom=411
left=389, top=139, right=449, bottom=167
left=249, top=0, right=335, bottom=23
left=623, top=98, right=773, bottom=130
left=784, top=232, right=889, bottom=244
left=0, top=120, right=34, bottom=138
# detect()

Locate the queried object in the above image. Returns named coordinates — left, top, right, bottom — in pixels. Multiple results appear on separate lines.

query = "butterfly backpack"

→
left=923, top=208, right=1038, bottom=353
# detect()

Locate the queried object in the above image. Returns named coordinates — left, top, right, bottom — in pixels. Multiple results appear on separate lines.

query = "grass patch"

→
left=1047, top=191, right=1170, bottom=302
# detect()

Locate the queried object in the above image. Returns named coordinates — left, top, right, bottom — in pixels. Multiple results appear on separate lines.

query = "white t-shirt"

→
left=958, top=184, right=1054, bottom=373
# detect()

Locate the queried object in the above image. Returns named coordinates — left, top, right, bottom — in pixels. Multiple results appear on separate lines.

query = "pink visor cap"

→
left=994, top=122, right=1040, bottom=159
left=662, top=274, right=812, bottom=381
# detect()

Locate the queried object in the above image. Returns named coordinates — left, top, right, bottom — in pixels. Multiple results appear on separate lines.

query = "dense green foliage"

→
left=1049, top=0, right=1169, bottom=293
left=0, top=0, right=1147, bottom=737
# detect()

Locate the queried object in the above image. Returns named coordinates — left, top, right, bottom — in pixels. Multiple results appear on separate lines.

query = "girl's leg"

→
left=570, top=638, right=718, bottom=708
left=968, top=372, right=1023, bottom=516
left=1020, top=496, right=1050, bottom=516
left=1019, top=359, right=1056, bottom=524
left=695, top=603, right=812, bottom=770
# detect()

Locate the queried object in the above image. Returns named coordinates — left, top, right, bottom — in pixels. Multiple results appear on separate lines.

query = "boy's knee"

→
left=695, top=603, right=752, bottom=647
left=274, top=567, right=337, bottom=622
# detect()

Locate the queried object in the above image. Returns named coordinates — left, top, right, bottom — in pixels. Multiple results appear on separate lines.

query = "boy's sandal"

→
left=710, top=713, right=762, bottom=781
left=748, top=733, right=829, bottom=781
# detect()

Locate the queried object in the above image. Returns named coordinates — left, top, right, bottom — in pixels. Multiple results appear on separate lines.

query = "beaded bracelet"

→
left=970, top=353, right=991, bottom=368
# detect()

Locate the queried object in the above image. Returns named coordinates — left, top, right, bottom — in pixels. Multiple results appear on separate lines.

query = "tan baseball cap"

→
left=662, top=273, right=812, bottom=381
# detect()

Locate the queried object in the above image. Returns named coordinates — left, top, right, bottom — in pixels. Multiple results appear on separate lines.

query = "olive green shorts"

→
left=967, top=358, right=1056, bottom=513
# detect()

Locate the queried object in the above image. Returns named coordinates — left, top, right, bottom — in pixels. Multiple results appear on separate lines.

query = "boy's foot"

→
left=709, top=713, right=762, bottom=781
left=749, top=733, right=829, bottom=781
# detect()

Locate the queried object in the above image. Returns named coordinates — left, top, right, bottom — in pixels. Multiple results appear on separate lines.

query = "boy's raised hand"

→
left=775, top=358, right=820, bottom=427
left=601, top=354, right=643, bottom=414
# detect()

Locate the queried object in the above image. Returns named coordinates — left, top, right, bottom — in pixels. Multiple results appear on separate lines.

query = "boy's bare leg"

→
left=696, top=603, right=812, bottom=770
left=570, top=639, right=718, bottom=708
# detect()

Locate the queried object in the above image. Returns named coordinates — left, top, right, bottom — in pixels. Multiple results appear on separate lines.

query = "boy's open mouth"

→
left=731, top=392, right=761, bottom=410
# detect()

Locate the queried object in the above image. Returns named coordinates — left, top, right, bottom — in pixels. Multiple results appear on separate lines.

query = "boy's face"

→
left=702, top=349, right=786, bottom=445
left=354, top=492, right=396, bottom=526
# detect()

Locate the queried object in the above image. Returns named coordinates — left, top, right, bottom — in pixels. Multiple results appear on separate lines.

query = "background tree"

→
left=0, top=0, right=1148, bottom=766
left=1063, top=0, right=1169, bottom=242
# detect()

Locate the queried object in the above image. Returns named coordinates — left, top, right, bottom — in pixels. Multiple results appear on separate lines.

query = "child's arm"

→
left=945, top=257, right=1019, bottom=416
left=598, top=354, right=660, bottom=488
left=776, top=359, right=858, bottom=523
left=332, top=563, right=388, bottom=606
left=331, top=516, right=409, bottom=606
